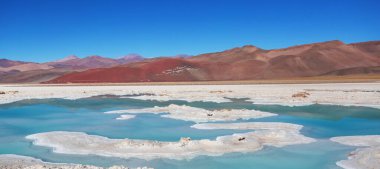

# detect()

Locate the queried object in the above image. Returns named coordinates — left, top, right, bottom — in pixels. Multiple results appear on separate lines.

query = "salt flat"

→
left=0, top=83, right=379, bottom=108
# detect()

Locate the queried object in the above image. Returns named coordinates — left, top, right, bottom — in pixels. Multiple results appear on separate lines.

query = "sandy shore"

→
left=1, top=83, right=379, bottom=108
left=0, top=154, right=153, bottom=169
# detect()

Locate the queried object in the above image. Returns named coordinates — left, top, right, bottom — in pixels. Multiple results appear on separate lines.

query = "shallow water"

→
left=0, top=96, right=379, bottom=169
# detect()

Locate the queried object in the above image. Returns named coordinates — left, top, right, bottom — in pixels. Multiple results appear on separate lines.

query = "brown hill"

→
left=46, top=40, right=380, bottom=83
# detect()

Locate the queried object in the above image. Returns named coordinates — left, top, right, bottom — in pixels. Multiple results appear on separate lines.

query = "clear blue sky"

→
left=0, top=0, right=379, bottom=62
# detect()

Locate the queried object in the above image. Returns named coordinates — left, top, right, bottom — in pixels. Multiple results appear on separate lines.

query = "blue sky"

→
left=0, top=0, right=379, bottom=62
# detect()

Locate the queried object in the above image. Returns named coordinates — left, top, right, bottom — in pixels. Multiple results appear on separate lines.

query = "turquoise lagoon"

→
left=0, top=96, right=380, bottom=169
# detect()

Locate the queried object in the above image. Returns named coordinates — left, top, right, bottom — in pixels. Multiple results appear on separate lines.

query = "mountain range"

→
left=0, top=54, right=144, bottom=83
left=1, top=40, right=379, bottom=83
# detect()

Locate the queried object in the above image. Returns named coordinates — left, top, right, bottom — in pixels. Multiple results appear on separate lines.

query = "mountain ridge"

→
left=44, top=40, right=380, bottom=83
left=1, top=40, right=379, bottom=83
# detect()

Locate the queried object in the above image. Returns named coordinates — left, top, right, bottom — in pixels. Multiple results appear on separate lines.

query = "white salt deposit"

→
left=116, top=114, right=136, bottom=120
left=0, top=83, right=379, bottom=108
left=191, top=122, right=303, bottom=131
left=105, top=104, right=276, bottom=123
left=25, top=122, right=315, bottom=160
left=331, top=135, right=380, bottom=169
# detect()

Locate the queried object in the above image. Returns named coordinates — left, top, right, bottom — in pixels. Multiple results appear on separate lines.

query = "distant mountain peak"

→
left=54, top=55, right=79, bottom=63
left=240, top=45, right=260, bottom=52
left=119, top=54, right=143, bottom=60
left=118, top=54, right=144, bottom=64
left=86, top=55, right=103, bottom=59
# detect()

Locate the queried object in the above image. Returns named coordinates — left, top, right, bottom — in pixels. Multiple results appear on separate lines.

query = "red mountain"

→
left=46, top=40, right=380, bottom=83
left=47, top=58, right=203, bottom=83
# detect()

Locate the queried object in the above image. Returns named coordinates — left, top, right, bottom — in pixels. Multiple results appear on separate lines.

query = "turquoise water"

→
left=0, top=96, right=379, bottom=169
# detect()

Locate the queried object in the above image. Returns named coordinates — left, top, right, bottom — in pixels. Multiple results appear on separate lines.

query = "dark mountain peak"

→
left=0, top=58, right=12, bottom=62
left=0, top=58, right=27, bottom=68
left=118, top=54, right=144, bottom=64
